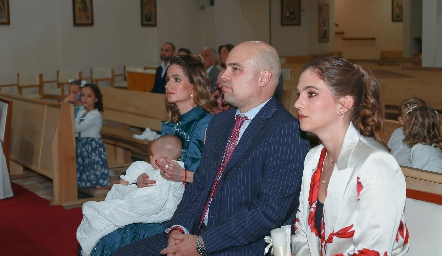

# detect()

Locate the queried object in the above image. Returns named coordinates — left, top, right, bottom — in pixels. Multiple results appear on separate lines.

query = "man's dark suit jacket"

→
left=150, top=65, right=167, bottom=94
left=113, top=97, right=309, bottom=255
left=171, top=97, right=309, bottom=254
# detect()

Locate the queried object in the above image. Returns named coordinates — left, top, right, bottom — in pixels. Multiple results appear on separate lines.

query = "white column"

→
left=422, top=0, right=442, bottom=67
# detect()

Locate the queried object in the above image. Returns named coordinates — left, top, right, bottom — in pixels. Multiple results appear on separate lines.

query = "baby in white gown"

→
left=77, top=135, right=184, bottom=256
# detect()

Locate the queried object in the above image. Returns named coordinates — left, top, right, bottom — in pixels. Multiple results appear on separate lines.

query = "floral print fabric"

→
left=76, top=137, right=110, bottom=188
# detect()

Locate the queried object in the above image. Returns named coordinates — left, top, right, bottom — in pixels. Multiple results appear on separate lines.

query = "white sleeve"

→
left=120, top=162, right=151, bottom=184
left=351, top=151, right=406, bottom=254
left=75, top=110, right=101, bottom=133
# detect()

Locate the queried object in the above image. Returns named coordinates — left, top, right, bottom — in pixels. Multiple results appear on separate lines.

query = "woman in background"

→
left=404, top=105, right=442, bottom=173
left=387, top=97, right=426, bottom=166
left=217, top=43, right=234, bottom=69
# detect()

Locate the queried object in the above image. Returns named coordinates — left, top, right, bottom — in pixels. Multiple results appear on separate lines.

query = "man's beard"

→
left=161, top=55, right=171, bottom=62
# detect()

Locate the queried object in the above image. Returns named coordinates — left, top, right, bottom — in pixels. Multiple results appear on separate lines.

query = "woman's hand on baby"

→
left=136, top=173, right=155, bottom=188
left=156, top=158, right=185, bottom=182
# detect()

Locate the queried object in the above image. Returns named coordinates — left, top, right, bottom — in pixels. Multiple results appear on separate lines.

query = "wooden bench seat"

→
left=99, top=87, right=169, bottom=167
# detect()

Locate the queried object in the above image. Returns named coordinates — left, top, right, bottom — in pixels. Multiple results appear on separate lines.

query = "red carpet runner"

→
left=0, top=183, right=82, bottom=256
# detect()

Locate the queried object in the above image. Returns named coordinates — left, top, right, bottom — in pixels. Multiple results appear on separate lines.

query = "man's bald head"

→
left=233, top=41, right=281, bottom=88
left=221, top=41, right=282, bottom=112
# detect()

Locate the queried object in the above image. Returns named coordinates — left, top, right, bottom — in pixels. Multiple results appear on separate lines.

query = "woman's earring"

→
left=190, top=93, right=194, bottom=107
left=338, top=110, right=344, bottom=116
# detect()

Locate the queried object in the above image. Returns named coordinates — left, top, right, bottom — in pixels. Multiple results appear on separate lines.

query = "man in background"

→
left=201, top=47, right=220, bottom=93
left=151, top=42, right=175, bottom=94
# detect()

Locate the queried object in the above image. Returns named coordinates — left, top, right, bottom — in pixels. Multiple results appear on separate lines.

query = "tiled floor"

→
left=10, top=170, right=54, bottom=201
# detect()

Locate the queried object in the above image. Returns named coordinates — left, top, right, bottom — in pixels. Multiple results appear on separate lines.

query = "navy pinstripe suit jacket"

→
left=168, top=97, right=310, bottom=255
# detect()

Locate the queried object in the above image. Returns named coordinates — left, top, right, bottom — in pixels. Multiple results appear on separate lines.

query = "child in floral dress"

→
left=75, top=83, right=109, bottom=188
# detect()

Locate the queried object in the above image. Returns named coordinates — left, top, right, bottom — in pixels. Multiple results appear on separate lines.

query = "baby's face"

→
left=150, top=143, right=170, bottom=169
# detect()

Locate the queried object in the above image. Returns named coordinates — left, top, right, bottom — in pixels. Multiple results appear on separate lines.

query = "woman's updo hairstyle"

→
left=303, top=57, right=384, bottom=146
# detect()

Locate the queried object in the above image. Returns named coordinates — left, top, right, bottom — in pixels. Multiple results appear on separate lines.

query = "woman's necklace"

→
left=321, top=153, right=336, bottom=184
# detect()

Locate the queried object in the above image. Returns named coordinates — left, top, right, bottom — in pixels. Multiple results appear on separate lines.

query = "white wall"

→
left=211, top=0, right=269, bottom=50
left=307, top=0, right=334, bottom=55
left=270, top=0, right=310, bottom=56
left=3, top=0, right=433, bottom=88
left=334, top=0, right=403, bottom=59
left=403, top=0, right=423, bottom=57
left=240, top=0, right=269, bottom=43
left=422, top=0, right=442, bottom=67
left=0, top=0, right=202, bottom=90
left=0, top=0, right=273, bottom=90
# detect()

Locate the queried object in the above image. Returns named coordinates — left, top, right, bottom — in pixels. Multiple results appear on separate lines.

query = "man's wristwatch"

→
left=196, top=236, right=208, bottom=255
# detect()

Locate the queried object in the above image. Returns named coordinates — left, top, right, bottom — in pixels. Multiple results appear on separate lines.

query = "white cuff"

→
left=165, top=225, right=189, bottom=234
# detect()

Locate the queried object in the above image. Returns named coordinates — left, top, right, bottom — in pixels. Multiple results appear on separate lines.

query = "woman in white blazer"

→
left=292, top=57, right=409, bottom=256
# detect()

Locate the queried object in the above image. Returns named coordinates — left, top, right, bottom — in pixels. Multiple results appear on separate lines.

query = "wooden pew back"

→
left=379, top=78, right=442, bottom=111
left=0, top=93, right=77, bottom=205
left=99, top=87, right=169, bottom=166
left=100, top=87, right=169, bottom=131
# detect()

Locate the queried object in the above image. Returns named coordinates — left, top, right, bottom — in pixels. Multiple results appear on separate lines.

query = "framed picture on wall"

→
left=141, top=0, right=157, bottom=27
left=392, top=0, right=403, bottom=22
left=0, top=0, right=10, bottom=25
left=281, top=0, right=300, bottom=26
left=318, top=3, right=329, bottom=43
left=73, top=0, right=94, bottom=26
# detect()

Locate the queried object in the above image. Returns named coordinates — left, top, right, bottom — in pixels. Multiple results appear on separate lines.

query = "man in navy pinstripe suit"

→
left=114, top=41, right=309, bottom=255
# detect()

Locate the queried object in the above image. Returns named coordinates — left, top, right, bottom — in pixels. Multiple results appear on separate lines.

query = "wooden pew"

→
left=99, top=87, right=169, bottom=167
left=281, top=55, right=316, bottom=64
left=403, top=165, right=442, bottom=204
left=380, top=50, right=403, bottom=59
left=281, top=89, right=298, bottom=119
left=0, top=92, right=82, bottom=206
left=381, top=119, right=401, bottom=143
left=378, top=77, right=442, bottom=112
left=402, top=166, right=442, bottom=255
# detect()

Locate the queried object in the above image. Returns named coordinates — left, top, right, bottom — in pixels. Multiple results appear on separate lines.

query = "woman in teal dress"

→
left=86, top=54, right=217, bottom=256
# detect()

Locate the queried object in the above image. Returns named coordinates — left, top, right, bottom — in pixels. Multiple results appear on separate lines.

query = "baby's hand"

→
left=137, top=173, right=154, bottom=188
left=119, top=179, right=129, bottom=185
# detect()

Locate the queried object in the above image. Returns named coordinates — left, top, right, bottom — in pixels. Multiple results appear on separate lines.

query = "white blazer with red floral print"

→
left=292, top=123, right=409, bottom=256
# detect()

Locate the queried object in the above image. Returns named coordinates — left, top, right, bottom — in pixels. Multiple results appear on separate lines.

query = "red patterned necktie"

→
left=197, top=114, right=248, bottom=233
